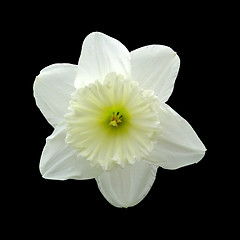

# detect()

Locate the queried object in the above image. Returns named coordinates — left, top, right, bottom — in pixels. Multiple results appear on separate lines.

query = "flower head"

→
left=34, top=32, right=206, bottom=208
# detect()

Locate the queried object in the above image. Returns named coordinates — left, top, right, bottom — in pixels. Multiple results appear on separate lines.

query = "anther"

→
left=109, top=111, right=123, bottom=127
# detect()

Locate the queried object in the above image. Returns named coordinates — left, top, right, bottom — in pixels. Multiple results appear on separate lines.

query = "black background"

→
left=6, top=1, right=232, bottom=237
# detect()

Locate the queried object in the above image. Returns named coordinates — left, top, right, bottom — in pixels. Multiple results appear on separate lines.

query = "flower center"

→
left=65, top=73, right=160, bottom=171
left=109, top=112, right=122, bottom=127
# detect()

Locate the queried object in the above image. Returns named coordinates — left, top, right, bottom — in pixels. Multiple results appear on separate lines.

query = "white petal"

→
left=145, top=103, right=206, bottom=169
left=40, top=122, right=102, bottom=180
left=131, top=45, right=180, bottom=102
left=74, top=32, right=131, bottom=88
left=33, top=63, right=77, bottom=127
left=96, top=161, right=157, bottom=208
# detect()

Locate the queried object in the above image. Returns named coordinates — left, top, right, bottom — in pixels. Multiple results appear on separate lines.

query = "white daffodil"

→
left=33, top=32, right=206, bottom=208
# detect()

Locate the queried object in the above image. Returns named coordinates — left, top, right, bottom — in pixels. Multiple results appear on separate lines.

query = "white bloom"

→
left=33, top=32, right=206, bottom=208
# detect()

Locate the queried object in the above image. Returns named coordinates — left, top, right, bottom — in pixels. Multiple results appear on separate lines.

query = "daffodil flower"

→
left=33, top=32, right=206, bottom=207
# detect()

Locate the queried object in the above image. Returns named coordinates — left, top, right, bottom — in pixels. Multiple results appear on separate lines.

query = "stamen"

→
left=109, top=112, right=122, bottom=127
